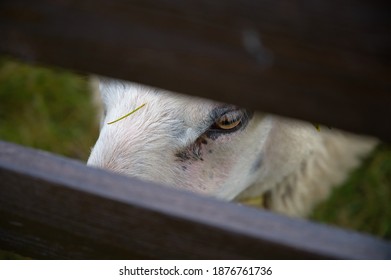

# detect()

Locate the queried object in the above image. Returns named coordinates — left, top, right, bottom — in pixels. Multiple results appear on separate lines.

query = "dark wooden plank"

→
left=0, top=0, right=390, bottom=140
left=0, top=141, right=390, bottom=259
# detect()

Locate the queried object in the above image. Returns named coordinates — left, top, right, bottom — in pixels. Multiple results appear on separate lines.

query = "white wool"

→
left=88, top=78, right=377, bottom=217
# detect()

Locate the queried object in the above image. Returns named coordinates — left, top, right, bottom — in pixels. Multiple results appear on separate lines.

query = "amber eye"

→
left=214, top=112, right=242, bottom=130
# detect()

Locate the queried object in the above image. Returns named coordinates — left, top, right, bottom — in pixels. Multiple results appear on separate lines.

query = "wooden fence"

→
left=0, top=0, right=390, bottom=259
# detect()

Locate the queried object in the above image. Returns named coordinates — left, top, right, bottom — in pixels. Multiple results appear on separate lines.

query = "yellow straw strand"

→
left=107, top=103, right=146, bottom=125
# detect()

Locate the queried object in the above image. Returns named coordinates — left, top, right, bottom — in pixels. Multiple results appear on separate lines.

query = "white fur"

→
left=88, top=78, right=377, bottom=217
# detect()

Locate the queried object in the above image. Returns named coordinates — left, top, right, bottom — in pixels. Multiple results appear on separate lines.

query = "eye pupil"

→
left=215, top=114, right=242, bottom=130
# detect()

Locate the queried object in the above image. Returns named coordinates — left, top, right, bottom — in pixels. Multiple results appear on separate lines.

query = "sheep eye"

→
left=205, top=108, right=251, bottom=139
left=213, top=111, right=243, bottom=130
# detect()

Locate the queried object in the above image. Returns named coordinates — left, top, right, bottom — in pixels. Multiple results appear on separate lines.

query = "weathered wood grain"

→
left=0, top=141, right=390, bottom=259
left=0, top=0, right=390, bottom=140
left=0, top=0, right=390, bottom=260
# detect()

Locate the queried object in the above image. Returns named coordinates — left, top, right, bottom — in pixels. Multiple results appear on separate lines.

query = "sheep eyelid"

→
left=205, top=108, right=251, bottom=138
left=212, top=111, right=243, bottom=130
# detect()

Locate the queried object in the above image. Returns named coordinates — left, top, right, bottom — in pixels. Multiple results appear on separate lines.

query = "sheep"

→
left=87, top=78, right=377, bottom=217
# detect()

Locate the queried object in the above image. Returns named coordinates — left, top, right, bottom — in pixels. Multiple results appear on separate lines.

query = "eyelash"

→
left=211, top=111, right=243, bottom=131
left=203, top=109, right=251, bottom=141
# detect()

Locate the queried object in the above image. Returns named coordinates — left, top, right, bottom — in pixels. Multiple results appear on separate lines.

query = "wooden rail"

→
left=0, top=0, right=390, bottom=259
left=0, top=0, right=390, bottom=140
left=0, top=141, right=390, bottom=259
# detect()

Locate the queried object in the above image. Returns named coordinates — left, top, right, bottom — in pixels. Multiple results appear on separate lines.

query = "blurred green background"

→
left=0, top=56, right=390, bottom=259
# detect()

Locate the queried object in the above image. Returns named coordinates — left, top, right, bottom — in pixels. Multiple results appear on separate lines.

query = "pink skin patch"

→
left=175, top=134, right=236, bottom=195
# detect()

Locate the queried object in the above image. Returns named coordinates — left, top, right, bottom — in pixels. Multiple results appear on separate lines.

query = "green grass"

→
left=0, top=57, right=390, bottom=260
left=311, top=144, right=391, bottom=239
left=0, top=56, right=98, bottom=160
left=0, top=57, right=100, bottom=259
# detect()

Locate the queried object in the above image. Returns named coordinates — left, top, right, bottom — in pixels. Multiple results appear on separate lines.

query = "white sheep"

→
left=87, top=79, right=376, bottom=217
